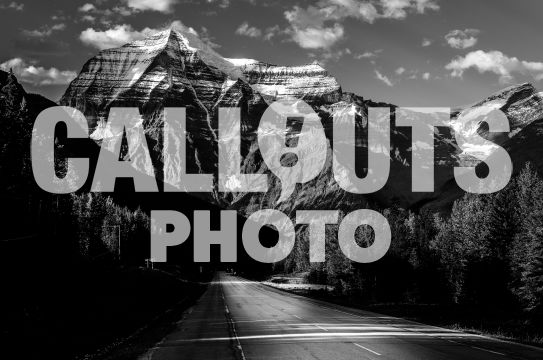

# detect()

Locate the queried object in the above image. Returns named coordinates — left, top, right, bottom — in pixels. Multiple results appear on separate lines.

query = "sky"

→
left=1, top=0, right=543, bottom=107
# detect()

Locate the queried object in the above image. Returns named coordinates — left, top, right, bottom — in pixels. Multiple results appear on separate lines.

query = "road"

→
left=139, top=272, right=543, bottom=360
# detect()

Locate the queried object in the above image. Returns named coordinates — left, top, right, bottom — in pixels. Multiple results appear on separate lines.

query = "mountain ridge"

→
left=51, top=29, right=543, bottom=212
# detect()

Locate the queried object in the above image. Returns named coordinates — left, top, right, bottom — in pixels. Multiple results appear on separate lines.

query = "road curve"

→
left=140, top=272, right=543, bottom=360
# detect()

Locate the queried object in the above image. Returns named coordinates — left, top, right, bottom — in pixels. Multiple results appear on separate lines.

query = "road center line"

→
left=221, top=285, right=247, bottom=360
left=471, top=346, right=505, bottom=356
left=353, top=343, right=382, bottom=356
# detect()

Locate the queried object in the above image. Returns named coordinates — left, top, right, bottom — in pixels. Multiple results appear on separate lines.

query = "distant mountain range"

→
left=3, top=26, right=543, bottom=215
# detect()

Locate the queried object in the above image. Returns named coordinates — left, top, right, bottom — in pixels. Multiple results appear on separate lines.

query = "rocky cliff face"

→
left=226, top=58, right=342, bottom=105
left=59, top=27, right=543, bottom=213
left=424, top=84, right=543, bottom=211
left=453, top=83, right=543, bottom=155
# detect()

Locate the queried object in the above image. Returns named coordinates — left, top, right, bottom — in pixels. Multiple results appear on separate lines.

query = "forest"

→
left=2, top=69, right=542, bottom=353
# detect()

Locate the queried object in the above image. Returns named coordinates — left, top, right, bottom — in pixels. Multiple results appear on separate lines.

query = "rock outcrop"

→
left=226, top=58, right=342, bottom=105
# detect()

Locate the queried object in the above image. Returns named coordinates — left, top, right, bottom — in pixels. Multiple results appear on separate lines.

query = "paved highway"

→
left=140, top=272, right=543, bottom=360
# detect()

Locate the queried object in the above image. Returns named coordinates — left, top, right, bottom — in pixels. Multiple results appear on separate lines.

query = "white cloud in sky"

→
left=80, top=24, right=156, bottom=50
left=354, top=49, right=383, bottom=59
left=234, top=22, right=280, bottom=41
left=381, top=0, right=439, bottom=19
left=79, top=21, right=215, bottom=51
left=310, top=47, right=352, bottom=65
left=0, top=2, right=24, bottom=11
left=235, top=22, right=262, bottom=38
left=375, top=69, right=393, bottom=86
left=263, top=25, right=281, bottom=41
left=422, top=72, right=431, bottom=80
left=284, top=0, right=439, bottom=49
left=446, top=50, right=543, bottom=83
left=206, top=0, right=231, bottom=8
left=445, top=29, right=480, bottom=49
left=395, top=67, right=406, bottom=75
left=422, top=38, right=432, bottom=47
left=82, top=15, right=96, bottom=22
left=0, top=58, right=77, bottom=86
left=76, top=4, right=137, bottom=25
left=78, top=3, right=96, bottom=12
left=288, top=23, right=345, bottom=50
left=23, top=23, right=66, bottom=38
left=381, top=0, right=413, bottom=19
left=413, top=0, right=440, bottom=13
left=125, top=0, right=178, bottom=13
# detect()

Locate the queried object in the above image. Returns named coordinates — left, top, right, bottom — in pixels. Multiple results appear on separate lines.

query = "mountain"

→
left=423, top=84, right=543, bottom=211
left=59, top=26, right=543, bottom=214
left=0, top=70, right=58, bottom=238
left=226, top=58, right=342, bottom=105
left=0, top=69, right=57, bottom=189
left=0, top=70, right=57, bottom=120
left=0, top=69, right=57, bottom=182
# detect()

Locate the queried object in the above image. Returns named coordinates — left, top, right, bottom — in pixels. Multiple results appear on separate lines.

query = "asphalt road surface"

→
left=139, top=272, right=543, bottom=360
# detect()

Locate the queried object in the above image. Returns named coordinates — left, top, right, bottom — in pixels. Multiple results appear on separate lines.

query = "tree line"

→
left=284, top=163, right=543, bottom=319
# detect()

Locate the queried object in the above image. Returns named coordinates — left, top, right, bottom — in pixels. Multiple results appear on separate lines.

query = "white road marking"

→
left=222, top=287, right=247, bottom=360
left=471, top=346, right=505, bottom=356
left=179, top=331, right=439, bottom=342
left=353, top=343, right=382, bottom=356
left=292, top=314, right=327, bottom=331
left=314, top=324, right=328, bottom=331
left=231, top=276, right=519, bottom=358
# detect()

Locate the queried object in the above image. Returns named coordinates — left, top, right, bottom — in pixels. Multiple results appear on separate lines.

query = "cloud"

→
left=381, top=0, right=412, bottom=19
left=78, top=3, right=96, bottom=12
left=234, top=22, right=280, bottom=41
left=0, top=2, right=24, bottom=11
left=445, top=50, right=543, bottom=83
left=79, top=21, right=210, bottom=51
left=125, top=0, right=178, bottom=13
left=289, top=23, right=345, bottom=50
left=82, top=15, right=96, bottom=22
left=310, top=47, right=351, bottom=65
left=393, top=67, right=422, bottom=79
left=445, top=29, right=480, bottom=49
left=198, top=26, right=221, bottom=48
left=284, top=0, right=439, bottom=49
left=0, top=58, right=77, bottom=86
left=51, top=14, right=65, bottom=21
left=381, top=0, right=439, bottom=19
left=207, top=0, right=231, bottom=8
left=284, top=4, right=348, bottom=49
left=23, top=23, right=66, bottom=38
left=326, top=0, right=380, bottom=23
left=235, top=22, right=262, bottom=38
left=354, top=49, right=383, bottom=59
left=76, top=4, right=136, bottom=24
left=80, top=24, right=155, bottom=50
left=263, top=25, right=281, bottom=41
left=413, top=0, right=440, bottom=12
left=285, top=2, right=378, bottom=29
left=375, top=69, right=393, bottom=86
left=422, top=38, right=432, bottom=47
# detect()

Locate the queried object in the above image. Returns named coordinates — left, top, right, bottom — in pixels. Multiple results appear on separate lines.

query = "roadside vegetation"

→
left=269, top=163, right=543, bottom=346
